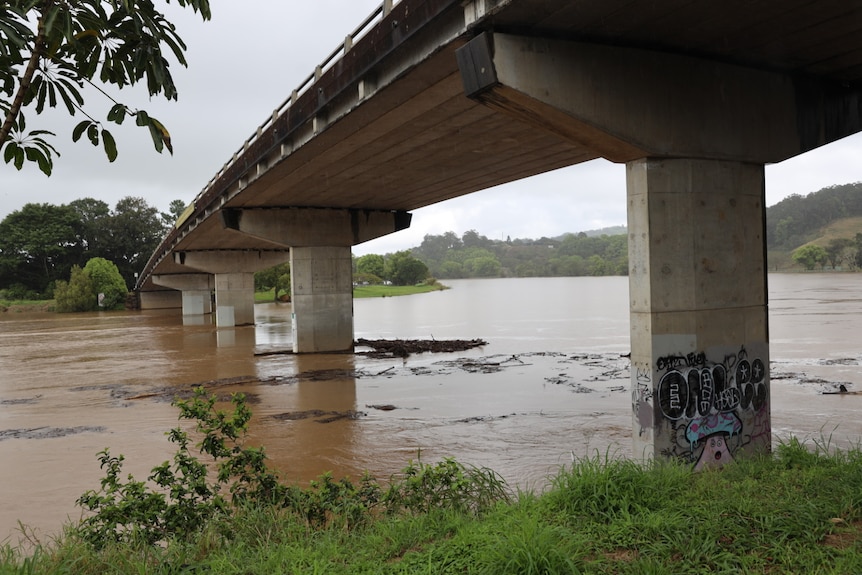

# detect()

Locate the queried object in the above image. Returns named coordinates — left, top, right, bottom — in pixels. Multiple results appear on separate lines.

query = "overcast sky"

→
left=3, top=0, right=860, bottom=257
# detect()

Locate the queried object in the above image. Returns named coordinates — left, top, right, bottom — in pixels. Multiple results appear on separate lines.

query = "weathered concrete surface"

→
left=627, top=159, right=770, bottom=467
left=290, top=246, right=354, bottom=353
left=221, top=207, right=411, bottom=247
left=138, top=290, right=182, bottom=310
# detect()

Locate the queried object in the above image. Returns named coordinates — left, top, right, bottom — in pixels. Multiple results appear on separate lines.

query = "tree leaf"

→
left=3, top=141, right=17, bottom=164
left=87, top=123, right=99, bottom=146
left=72, top=120, right=90, bottom=143
left=101, top=128, right=117, bottom=162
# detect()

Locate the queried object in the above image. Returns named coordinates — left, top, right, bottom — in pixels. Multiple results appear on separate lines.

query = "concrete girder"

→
left=172, top=250, right=290, bottom=274
left=220, top=207, right=412, bottom=247
left=457, top=32, right=862, bottom=164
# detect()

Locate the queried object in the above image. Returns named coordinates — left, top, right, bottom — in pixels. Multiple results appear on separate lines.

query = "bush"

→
left=83, top=257, right=128, bottom=309
left=54, top=266, right=97, bottom=312
left=73, top=390, right=510, bottom=548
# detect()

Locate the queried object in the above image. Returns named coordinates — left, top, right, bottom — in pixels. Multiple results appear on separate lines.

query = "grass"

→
left=353, top=282, right=447, bottom=298
left=253, top=282, right=446, bottom=303
left=5, top=437, right=862, bottom=574
left=0, top=299, right=54, bottom=312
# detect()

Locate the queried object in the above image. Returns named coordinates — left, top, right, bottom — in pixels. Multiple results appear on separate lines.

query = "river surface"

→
left=2, top=274, right=861, bottom=543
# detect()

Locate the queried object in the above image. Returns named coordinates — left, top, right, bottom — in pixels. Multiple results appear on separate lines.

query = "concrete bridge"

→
left=135, top=0, right=862, bottom=464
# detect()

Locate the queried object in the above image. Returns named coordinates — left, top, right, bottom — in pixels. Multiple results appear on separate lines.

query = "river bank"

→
left=2, top=434, right=861, bottom=573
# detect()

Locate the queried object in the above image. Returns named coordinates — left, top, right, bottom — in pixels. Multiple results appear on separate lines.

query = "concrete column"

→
left=152, top=274, right=214, bottom=316
left=290, top=246, right=354, bottom=353
left=213, top=272, right=255, bottom=327
left=628, top=158, right=770, bottom=469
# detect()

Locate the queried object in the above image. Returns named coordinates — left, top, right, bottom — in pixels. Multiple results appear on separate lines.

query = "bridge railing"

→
left=189, top=0, right=403, bottom=212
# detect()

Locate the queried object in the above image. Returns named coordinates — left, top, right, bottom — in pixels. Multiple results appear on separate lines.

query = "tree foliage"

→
left=791, top=244, right=828, bottom=271
left=765, top=183, right=862, bottom=249
left=254, top=262, right=290, bottom=301
left=1, top=0, right=211, bottom=175
left=0, top=202, right=80, bottom=291
left=0, top=196, right=175, bottom=294
left=385, top=250, right=428, bottom=286
left=84, top=256, right=127, bottom=308
left=410, top=229, right=628, bottom=279
left=54, top=264, right=96, bottom=311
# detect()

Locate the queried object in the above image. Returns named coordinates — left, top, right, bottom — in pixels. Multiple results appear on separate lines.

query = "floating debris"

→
left=355, top=338, right=487, bottom=359
left=0, top=426, right=106, bottom=441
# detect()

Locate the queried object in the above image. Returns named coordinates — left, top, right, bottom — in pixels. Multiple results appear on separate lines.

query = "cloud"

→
left=3, top=0, right=861, bottom=257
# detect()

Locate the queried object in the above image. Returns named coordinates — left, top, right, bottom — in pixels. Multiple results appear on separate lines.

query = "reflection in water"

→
left=1, top=275, right=862, bottom=542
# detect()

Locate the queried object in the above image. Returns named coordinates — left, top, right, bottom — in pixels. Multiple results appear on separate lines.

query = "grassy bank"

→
left=254, top=283, right=447, bottom=302
left=0, top=299, right=54, bottom=313
left=353, top=282, right=447, bottom=298
left=3, top=436, right=862, bottom=574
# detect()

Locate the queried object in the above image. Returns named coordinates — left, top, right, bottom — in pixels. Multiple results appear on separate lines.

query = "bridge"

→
left=135, top=0, right=862, bottom=464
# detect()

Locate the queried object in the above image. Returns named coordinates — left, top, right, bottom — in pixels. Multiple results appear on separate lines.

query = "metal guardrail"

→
left=188, top=0, right=402, bottom=212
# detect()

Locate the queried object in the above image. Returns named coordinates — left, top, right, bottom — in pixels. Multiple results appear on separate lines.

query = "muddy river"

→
left=2, top=275, right=861, bottom=543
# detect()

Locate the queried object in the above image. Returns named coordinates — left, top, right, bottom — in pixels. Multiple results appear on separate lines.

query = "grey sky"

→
left=2, top=0, right=860, bottom=257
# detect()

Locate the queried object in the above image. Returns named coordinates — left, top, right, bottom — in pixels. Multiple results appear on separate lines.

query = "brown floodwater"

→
left=1, top=275, right=861, bottom=543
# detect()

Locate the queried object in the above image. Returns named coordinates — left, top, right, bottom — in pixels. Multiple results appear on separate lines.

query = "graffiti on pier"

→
left=652, top=346, right=769, bottom=469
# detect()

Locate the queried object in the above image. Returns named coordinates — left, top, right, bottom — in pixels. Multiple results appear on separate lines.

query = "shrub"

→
left=83, top=257, right=128, bottom=309
left=54, top=266, right=97, bottom=312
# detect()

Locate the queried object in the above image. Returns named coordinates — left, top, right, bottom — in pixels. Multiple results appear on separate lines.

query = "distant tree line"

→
left=406, top=230, right=628, bottom=279
left=0, top=197, right=185, bottom=299
left=767, top=182, right=862, bottom=250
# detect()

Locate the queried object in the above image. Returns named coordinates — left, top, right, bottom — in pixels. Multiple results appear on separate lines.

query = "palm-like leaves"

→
left=0, top=0, right=210, bottom=174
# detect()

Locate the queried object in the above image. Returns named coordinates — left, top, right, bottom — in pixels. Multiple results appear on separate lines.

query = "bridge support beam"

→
left=221, top=207, right=411, bottom=247
left=458, top=32, right=784, bottom=466
left=173, top=250, right=290, bottom=326
left=139, top=290, right=182, bottom=310
left=152, top=274, right=214, bottom=316
left=290, top=246, right=354, bottom=353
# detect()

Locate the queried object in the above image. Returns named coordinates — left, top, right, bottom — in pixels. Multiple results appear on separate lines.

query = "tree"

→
left=0, top=202, right=79, bottom=292
left=161, top=199, right=188, bottom=227
left=84, top=257, right=127, bottom=309
left=254, top=262, right=290, bottom=301
left=102, top=196, right=167, bottom=286
left=1, top=0, right=212, bottom=175
left=68, top=197, right=111, bottom=259
left=355, top=254, right=385, bottom=279
left=825, top=237, right=856, bottom=270
left=791, top=244, right=828, bottom=271
left=385, top=251, right=428, bottom=286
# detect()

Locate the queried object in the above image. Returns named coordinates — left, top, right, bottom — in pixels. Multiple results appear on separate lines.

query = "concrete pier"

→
left=627, top=158, right=770, bottom=467
left=290, top=246, right=354, bottom=353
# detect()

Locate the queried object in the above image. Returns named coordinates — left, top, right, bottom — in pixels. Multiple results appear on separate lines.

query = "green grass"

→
left=254, top=283, right=447, bottom=303
left=5, top=437, right=862, bottom=574
left=0, top=299, right=55, bottom=312
left=353, top=283, right=446, bottom=298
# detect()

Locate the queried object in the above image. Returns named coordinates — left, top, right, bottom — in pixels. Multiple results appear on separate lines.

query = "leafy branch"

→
left=1, top=0, right=210, bottom=175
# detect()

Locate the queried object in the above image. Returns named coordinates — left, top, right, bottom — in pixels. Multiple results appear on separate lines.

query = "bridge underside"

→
left=139, top=0, right=862, bottom=464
